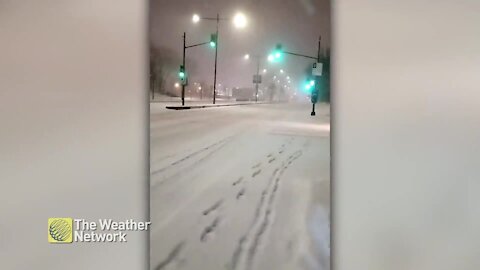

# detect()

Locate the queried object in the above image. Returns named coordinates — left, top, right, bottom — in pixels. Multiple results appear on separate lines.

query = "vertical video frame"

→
left=149, top=0, right=330, bottom=269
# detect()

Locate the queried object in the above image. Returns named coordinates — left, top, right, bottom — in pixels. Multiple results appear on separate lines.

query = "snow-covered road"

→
left=150, top=102, right=330, bottom=270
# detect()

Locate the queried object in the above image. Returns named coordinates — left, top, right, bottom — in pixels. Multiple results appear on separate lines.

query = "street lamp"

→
left=233, top=13, right=247, bottom=28
left=191, top=11, right=248, bottom=104
left=192, top=14, right=200, bottom=23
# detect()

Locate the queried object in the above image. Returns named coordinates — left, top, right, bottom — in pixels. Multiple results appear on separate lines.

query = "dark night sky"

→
left=150, top=0, right=330, bottom=91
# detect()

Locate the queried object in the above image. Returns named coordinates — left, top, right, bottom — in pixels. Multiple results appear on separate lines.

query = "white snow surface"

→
left=150, top=102, right=330, bottom=270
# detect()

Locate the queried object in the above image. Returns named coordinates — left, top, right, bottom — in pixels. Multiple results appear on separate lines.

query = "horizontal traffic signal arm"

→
left=185, top=41, right=210, bottom=49
left=282, top=51, right=318, bottom=60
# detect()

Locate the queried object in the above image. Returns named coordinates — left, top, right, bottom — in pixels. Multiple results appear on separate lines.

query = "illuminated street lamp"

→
left=191, top=11, right=248, bottom=104
left=233, top=12, right=247, bottom=28
left=192, top=14, right=200, bottom=23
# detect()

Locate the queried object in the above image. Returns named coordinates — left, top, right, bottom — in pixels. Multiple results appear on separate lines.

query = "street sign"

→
left=253, top=74, right=262, bottom=84
left=312, top=62, right=323, bottom=76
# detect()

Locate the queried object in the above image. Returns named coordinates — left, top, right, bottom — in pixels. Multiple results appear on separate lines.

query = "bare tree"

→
left=150, top=44, right=201, bottom=100
left=150, top=45, right=180, bottom=98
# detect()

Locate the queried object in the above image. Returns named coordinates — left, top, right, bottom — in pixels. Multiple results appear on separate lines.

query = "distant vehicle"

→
left=232, top=87, right=255, bottom=101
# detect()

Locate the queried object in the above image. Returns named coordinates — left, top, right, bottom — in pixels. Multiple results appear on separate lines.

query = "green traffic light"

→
left=179, top=65, right=185, bottom=79
left=268, top=52, right=282, bottom=63
left=210, top=33, right=217, bottom=48
left=303, top=80, right=315, bottom=93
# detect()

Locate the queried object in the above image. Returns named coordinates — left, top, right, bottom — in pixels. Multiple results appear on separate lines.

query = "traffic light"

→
left=210, top=34, right=217, bottom=48
left=179, top=65, right=185, bottom=79
left=268, top=44, right=283, bottom=62
left=304, top=83, right=312, bottom=91
left=303, top=79, right=316, bottom=93
left=274, top=44, right=282, bottom=59
left=304, top=78, right=318, bottom=103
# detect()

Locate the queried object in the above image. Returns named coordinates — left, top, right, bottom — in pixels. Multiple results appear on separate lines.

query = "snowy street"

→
left=150, top=102, right=330, bottom=270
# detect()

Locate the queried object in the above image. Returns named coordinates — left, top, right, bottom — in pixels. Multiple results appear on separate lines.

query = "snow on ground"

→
left=150, top=102, right=330, bottom=270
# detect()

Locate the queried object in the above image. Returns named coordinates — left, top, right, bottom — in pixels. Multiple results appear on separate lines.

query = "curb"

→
left=166, top=102, right=270, bottom=110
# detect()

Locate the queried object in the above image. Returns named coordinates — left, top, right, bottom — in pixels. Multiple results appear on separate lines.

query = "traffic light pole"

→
left=277, top=35, right=322, bottom=115
left=182, top=32, right=186, bottom=106
left=180, top=32, right=210, bottom=106
left=311, top=35, right=321, bottom=116
left=213, top=14, right=219, bottom=104
left=197, top=14, right=236, bottom=104
left=255, top=57, right=260, bottom=102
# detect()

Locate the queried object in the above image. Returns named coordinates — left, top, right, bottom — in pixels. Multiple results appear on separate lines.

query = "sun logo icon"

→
left=48, top=218, right=73, bottom=243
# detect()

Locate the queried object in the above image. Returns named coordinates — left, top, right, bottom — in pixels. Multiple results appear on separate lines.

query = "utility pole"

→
left=193, top=12, right=247, bottom=104
left=255, top=57, right=260, bottom=102
left=182, top=32, right=186, bottom=106
left=311, top=35, right=321, bottom=116
left=212, top=13, right=219, bottom=104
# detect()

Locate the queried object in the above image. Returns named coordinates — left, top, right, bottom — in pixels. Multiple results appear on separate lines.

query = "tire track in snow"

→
left=151, top=135, right=234, bottom=176
left=151, top=138, right=231, bottom=188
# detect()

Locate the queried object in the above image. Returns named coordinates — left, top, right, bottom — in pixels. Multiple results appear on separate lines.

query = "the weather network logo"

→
left=48, top=218, right=73, bottom=243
